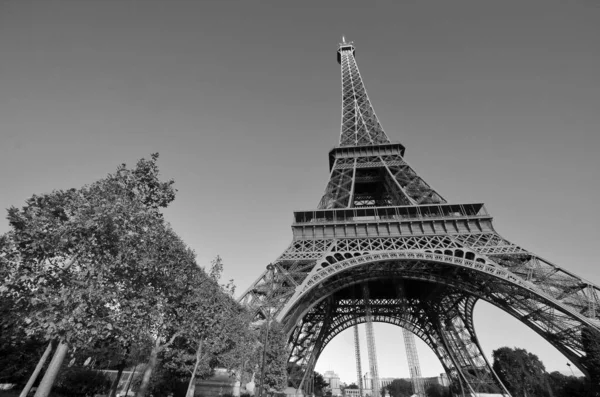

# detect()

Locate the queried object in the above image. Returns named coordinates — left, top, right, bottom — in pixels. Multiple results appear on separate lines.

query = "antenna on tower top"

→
left=342, top=35, right=346, bottom=43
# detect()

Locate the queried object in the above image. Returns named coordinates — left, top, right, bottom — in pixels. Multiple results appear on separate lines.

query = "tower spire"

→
left=337, top=41, right=390, bottom=147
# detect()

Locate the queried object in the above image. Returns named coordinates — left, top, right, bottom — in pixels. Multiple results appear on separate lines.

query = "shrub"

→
left=55, top=368, right=112, bottom=396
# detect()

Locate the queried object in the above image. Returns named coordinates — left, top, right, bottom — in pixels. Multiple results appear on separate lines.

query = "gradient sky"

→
left=1, top=0, right=599, bottom=383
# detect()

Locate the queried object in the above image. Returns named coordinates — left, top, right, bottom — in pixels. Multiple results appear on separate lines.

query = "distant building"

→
left=323, top=370, right=342, bottom=396
left=421, top=373, right=450, bottom=388
left=343, top=389, right=361, bottom=397
left=353, top=373, right=449, bottom=397
left=362, top=373, right=395, bottom=394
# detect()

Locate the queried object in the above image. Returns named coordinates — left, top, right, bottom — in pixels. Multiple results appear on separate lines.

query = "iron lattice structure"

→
left=398, top=282, right=426, bottom=397
left=240, top=39, right=600, bottom=396
left=363, top=284, right=380, bottom=397
left=403, top=329, right=425, bottom=396
left=354, top=325, right=364, bottom=397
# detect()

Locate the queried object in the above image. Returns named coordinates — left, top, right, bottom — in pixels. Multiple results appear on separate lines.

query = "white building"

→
left=346, top=373, right=449, bottom=397
left=323, top=370, right=342, bottom=396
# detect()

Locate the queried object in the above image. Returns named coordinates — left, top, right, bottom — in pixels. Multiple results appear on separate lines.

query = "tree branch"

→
left=161, top=330, right=183, bottom=350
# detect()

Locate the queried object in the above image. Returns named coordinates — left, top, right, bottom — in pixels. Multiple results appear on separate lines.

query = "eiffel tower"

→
left=240, top=39, right=600, bottom=396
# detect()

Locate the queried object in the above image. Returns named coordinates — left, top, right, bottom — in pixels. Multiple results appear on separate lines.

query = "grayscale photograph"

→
left=1, top=1, right=599, bottom=397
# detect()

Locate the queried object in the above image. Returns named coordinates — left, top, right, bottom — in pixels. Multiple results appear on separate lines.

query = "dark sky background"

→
left=1, top=0, right=599, bottom=381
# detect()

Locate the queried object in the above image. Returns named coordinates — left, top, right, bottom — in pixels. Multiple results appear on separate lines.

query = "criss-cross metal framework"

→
left=239, top=39, right=600, bottom=396
left=354, top=325, right=364, bottom=397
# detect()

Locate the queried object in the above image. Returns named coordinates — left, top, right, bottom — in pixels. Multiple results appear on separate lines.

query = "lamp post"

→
left=258, top=264, right=275, bottom=397
left=567, top=362, right=575, bottom=377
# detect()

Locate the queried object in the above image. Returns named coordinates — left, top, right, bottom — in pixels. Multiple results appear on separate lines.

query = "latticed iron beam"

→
left=362, top=284, right=380, bottom=397
left=354, top=326, right=364, bottom=397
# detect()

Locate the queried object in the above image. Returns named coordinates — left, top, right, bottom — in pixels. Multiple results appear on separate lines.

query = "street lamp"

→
left=567, top=362, right=575, bottom=377
left=258, top=264, right=275, bottom=397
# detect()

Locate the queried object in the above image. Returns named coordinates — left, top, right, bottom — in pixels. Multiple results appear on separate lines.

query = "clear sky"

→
left=1, top=0, right=599, bottom=384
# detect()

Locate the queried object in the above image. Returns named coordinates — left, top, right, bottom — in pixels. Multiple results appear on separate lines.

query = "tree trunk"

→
left=19, top=341, right=54, bottom=397
left=186, top=339, right=203, bottom=397
left=33, top=341, right=68, bottom=397
left=135, top=339, right=161, bottom=397
left=124, top=364, right=139, bottom=397
left=188, top=382, right=196, bottom=397
left=109, top=361, right=126, bottom=397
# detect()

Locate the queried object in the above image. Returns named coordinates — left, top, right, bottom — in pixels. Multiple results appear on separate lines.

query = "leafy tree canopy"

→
left=492, top=347, right=552, bottom=397
left=0, top=153, right=178, bottom=350
left=384, top=379, right=412, bottom=397
left=312, top=371, right=329, bottom=397
left=546, top=371, right=588, bottom=397
left=425, top=384, right=450, bottom=397
left=255, top=320, right=289, bottom=393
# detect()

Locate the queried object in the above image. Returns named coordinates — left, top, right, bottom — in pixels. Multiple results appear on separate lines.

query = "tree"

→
left=492, top=347, right=552, bottom=397
left=582, top=326, right=600, bottom=396
left=425, top=384, right=450, bottom=397
left=255, top=320, right=289, bottom=393
left=67, top=333, right=152, bottom=397
left=0, top=303, right=48, bottom=387
left=160, top=257, right=254, bottom=397
left=54, top=367, right=112, bottom=396
left=384, top=379, right=412, bottom=397
left=312, top=371, right=329, bottom=397
left=546, top=371, right=587, bottom=397
left=346, top=383, right=359, bottom=390
left=128, top=226, right=210, bottom=397
left=0, top=153, right=181, bottom=397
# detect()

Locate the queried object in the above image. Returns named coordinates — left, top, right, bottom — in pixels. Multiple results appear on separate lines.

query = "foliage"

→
left=138, top=360, right=189, bottom=397
left=346, top=383, right=359, bottom=390
left=0, top=330, right=47, bottom=385
left=425, top=384, right=450, bottom=397
left=0, top=153, right=206, bottom=396
left=383, top=379, right=412, bottom=397
left=55, top=367, right=112, bottom=396
left=127, top=227, right=214, bottom=397
left=546, top=371, right=588, bottom=397
left=161, top=257, right=252, bottom=378
left=0, top=153, right=177, bottom=352
left=255, top=320, right=289, bottom=392
left=492, top=347, right=552, bottom=397
left=0, top=153, right=263, bottom=397
left=582, top=326, right=600, bottom=394
left=312, top=371, right=329, bottom=397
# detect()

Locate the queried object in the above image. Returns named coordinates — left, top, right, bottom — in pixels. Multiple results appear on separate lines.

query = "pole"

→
left=567, top=363, right=575, bottom=377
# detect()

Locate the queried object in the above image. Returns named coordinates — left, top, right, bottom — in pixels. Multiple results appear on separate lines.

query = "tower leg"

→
left=363, top=284, right=380, bottom=397
left=436, top=296, right=511, bottom=396
left=396, top=282, right=425, bottom=397
left=402, top=329, right=425, bottom=397
left=354, top=325, right=364, bottom=397
left=289, top=297, right=337, bottom=395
